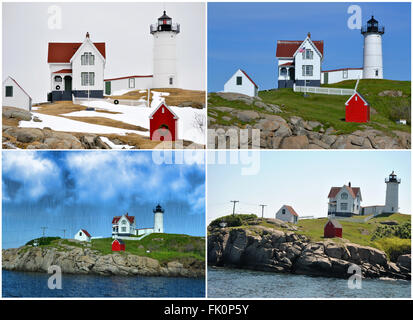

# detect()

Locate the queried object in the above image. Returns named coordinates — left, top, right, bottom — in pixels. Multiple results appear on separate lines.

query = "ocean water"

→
left=208, top=267, right=411, bottom=298
left=2, top=270, right=205, bottom=298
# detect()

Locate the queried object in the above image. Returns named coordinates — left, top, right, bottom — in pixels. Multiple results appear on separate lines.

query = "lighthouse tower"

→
left=150, top=11, right=180, bottom=88
left=153, top=204, right=164, bottom=233
left=361, top=16, right=385, bottom=79
left=384, top=171, right=400, bottom=213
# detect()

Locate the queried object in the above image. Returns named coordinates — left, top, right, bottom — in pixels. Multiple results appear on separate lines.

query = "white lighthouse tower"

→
left=384, top=171, right=400, bottom=213
left=153, top=204, right=164, bottom=233
left=361, top=16, right=385, bottom=79
left=150, top=11, right=180, bottom=88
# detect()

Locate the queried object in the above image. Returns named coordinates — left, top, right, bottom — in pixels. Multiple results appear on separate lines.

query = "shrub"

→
left=389, top=104, right=411, bottom=124
left=375, top=237, right=411, bottom=262
left=371, top=222, right=411, bottom=241
left=210, top=214, right=257, bottom=228
left=25, top=237, right=61, bottom=246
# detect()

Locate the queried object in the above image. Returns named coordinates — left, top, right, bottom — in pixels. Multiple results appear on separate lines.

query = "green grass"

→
left=209, top=79, right=411, bottom=136
left=90, top=233, right=205, bottom=264
left=375, top=237, right=411, bottom=262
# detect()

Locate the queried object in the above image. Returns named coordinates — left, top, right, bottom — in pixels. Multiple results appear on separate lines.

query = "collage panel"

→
left=207, top=150, right=411, bottom=298
left=2, top=150, right=206, bottom=298
left=207, top=2, right=411, bottom=150
left=3, top=2, right=206, bottom=150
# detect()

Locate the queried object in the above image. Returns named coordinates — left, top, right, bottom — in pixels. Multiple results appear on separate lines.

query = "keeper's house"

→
left=2, top=76, right=32, bottom=111
left=47, top=32, right=106, bottom=102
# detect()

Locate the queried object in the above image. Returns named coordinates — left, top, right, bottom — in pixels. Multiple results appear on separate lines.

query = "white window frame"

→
left=302, top=65, right=313, bottom=76
left=341, top=193, right=348, bottom=200
left=302, top=49, right=313, bottom=60
left=81, top=52, right=95, bottom=66
left=129, top=78, right=135, bottom=88
left=81, top=72, right=95, bottom=86
left=340, top=203, right=348, bottom=211
left=343, top=70, right=348, bottom=79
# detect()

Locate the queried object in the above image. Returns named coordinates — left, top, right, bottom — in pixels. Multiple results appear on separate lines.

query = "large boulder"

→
left=280, top=135, right=309, bottom=149
left=397, top=254, right=411, bottom=271
left=2, top=106, right=32, bottom=121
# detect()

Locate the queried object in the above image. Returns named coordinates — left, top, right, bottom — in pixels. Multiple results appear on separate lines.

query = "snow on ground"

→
left=151, top=91, right=170, bottom=108
left=19, top=112, right=147, bottom=136
left=100, top=136, right=134, bottom=149
left=61, top=93, right=205, bottom=144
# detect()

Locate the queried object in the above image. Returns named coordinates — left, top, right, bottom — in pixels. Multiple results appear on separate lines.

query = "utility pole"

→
left=259, top=204, right=267, bottom=219
left=40, top=227, right=47, bottom=238
left=62, top=229, right=67, bottom=239
left=230, top=200, right=239, bottom=216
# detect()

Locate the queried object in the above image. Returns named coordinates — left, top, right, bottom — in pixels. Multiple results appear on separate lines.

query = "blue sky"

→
left=208, top=2, right=411, bottom=91
left=207, top=151, right=411, bottom=223
left=2, top=151, right=205, bottom=249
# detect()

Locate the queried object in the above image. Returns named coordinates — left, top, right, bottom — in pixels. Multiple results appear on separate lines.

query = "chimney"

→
left=86, top=32, right=90, bottom=39
left=349, top=182, right=351, bottom=187
left=307, top=32, right=311, bottom=38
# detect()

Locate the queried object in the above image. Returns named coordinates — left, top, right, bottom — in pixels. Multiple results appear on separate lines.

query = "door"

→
left=324, top=72, right=328, bottom=84
left=105, top=81, right=111, bottom=95
left=64, top=76, right=72, bottom=92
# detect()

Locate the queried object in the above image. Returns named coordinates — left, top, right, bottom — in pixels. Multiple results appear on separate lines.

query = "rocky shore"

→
left=2, top=245, right=205, bottom=278
left=208, top=92, right=411, bottom=149
left=208, top=224, right=411, bottom=280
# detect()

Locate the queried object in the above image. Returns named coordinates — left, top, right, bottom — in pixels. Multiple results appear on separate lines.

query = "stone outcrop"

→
left=208, top=226, right=410, bottom=280
left=2, top=245, right=204, bottom=278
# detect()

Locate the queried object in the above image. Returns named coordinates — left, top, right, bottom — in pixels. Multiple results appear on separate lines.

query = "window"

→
left=5, top=86, right=13, bottom=97
left=236, top=76, right=242, bottom=85
left=121, top=227, right=126, bottom=232
left=303, top=49, right=313, bottom=60
left=280, top=68, right=287, bottom=76
left=122, top=220, right=126, bottom=225
left=343, top=70, right=348, bottom=79
left=302, top=65, right=313, bottom=76
left=79, top=232, right=82, bottom=236
left=282, top=209, right=286, bottom=214
left=81, top=52, right=95, bottom=65
left=169, top=77, right=173, bottom=85
left=129, top=78, right=135, bottom=88
left=54, top=76, right=62, bottom=82
left=341, top=193, right=348, bottom=200
left=340, top=203, right=348, bottom=211
left=375, top=70, right=379, bottom=77
left=81, top=72, right=95, bottom=86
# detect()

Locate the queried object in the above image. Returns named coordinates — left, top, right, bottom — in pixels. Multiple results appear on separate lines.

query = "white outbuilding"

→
left=2, top=76, right=32, bottom=111
left=104, top=75, right=153, bottom=96
left=275, top=205, right=299, bottom=224
left=74, top=229, right=92, bottom=242
left=224, top=69, right=258, bottom=97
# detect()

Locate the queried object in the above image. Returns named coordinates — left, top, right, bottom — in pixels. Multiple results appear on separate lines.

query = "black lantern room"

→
left=361, top=16, right=385, bottom=35
left=150, top=10, right=180, bottom=34
left=153, top=204, right=164, bottom=213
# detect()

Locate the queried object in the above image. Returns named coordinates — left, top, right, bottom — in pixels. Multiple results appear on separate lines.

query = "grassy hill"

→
left=26, top=233, right=205, bottom=265
left=209, top=213, right=411, bottom=262
left=209, top=79, right=410, bottom=136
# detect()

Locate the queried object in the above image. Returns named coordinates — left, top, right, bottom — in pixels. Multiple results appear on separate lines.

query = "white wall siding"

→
left=321, top=69, right=363, bottom=84
left=74, top=230, right=91, bottom=242
left=105, top=77, right=153, bottom=95
left=275, top=205, right=297, bottom=224
left=153, top=31, right=178, bottom=88
left=224, top=69, right=257, bottom=97
left=294, top=39, right=321, bottom=82
left=2, top=77, right=32, bottom=111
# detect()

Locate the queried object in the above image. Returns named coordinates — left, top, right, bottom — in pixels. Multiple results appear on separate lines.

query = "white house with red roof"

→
left=2, top=76, right=32, bottom=111
left=112, top=213, right=136, bottom=238
left=224, top=69, right=259, bottom=97
left=275, top=205, right=299, bottom=224
left=327, top=182, right=362, bottom=217
left=74, top=229, right=92, bottom=242
left=47, top=32, right=106, bottom=102
left=276, top=33, right=324, bottom=89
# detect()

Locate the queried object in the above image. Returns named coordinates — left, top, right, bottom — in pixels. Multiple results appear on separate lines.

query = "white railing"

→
left=293, top=84, right=355, bottom=96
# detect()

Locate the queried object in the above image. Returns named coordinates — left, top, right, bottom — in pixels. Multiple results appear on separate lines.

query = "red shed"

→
left=345, top=91, right=370, bottom=123
left=112, top=239, right=125, bottom=251
left=149, top=103, right=179, bottom=141
left=324, top=219, right=343, bottom=238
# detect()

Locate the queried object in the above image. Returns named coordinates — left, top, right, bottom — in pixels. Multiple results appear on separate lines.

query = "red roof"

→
left=285, top=205, right=299, bottom=217
left=81, top=229, right=91, bottom=237
left=240, top=69, right=258, bottom=88
left=112, top=213, right=135, bottom=224
left=322, top=67, right=362, bottom=73
left=104, top=75, right=153, bottom=81
left=47, top=42, right=106, bottom=63
left=53, top=69, right=72, bottom=74
left=276, top=40, right=324, bottom=58
left=279, top=62, right=294, bottom=67
left=328, top=186, right=361, bottom=199
left=5, top=76, right=31, bottom=99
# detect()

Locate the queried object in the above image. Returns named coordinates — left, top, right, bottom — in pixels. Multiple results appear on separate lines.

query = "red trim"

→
left=53, top=69, right=73, bottom=74
left=240, top=70, right=258, bottom=88
left=81, top=229, right=91, bottom=237
left=322, top=68, right=362, bottom=73
left=279, top=62, right=294, bottom=67
left=276, top=40, right=324, bottom=57
left=104, top=75, right=153, bottom=81
left=284, top=205, right=299, bottom=217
